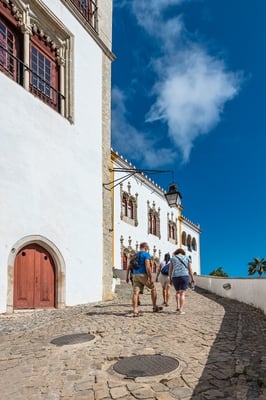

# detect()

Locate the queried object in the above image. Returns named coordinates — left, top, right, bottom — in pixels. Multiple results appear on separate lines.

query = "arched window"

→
left=167, top=221, right=177, bottom=243
left=182, top=231, right=187, bottom=245
left=120, top=190, right=137, bottom=226
left=192, top=237, right=197, bottom=251
left=171, top=225, right=175, bottom=240
left=128, top=199, right=134, bottom=219
left=187, top=234, right=192, bottom=251
left=147, top=203, right=160, bottom=238
left=122, top=195, right=127, bottom=216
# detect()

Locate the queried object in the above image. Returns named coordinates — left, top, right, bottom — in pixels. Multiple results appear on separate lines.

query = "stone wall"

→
left=195, top=275, right=266, bottom=315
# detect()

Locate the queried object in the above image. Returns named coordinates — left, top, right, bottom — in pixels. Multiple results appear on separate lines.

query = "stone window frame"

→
left=0, top=0, right=74, bottom=122
left=167, top=212, right=178, bottom=244
left=147, top=201, right=161, bottom=239
left=120, top=183, right=138, bottom=227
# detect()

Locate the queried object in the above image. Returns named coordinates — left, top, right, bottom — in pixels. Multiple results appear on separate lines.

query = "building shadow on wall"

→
left=190, top=287, right=266, bottom=399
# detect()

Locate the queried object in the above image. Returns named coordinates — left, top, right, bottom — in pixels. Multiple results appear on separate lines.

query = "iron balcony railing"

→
left=69, top=0, right=98, bottom=31
left=0, top=43, right=65, bottom=113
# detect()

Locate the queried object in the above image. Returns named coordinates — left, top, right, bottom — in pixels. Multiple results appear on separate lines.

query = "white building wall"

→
left=112, top=153, right=201, bottom=274
left=180, top=218, right=201, bottom=275
left=0, top=0, right=113, bottom=312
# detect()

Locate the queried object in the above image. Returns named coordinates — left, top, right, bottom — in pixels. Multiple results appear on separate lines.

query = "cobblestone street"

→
left=0, top=282, right=266, bottom=399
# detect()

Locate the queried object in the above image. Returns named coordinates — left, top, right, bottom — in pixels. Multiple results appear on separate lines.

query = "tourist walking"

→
left=169, top=248, right=195, bottom=315
left=156, top=253, right=171, bottom=306
left=126, top=242, right=162, bottom=317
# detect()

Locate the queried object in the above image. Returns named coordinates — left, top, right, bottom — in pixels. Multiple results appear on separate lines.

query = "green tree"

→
left=209, top=267, right=228, bottom=277
left=248, top=257, right=266, bottom=277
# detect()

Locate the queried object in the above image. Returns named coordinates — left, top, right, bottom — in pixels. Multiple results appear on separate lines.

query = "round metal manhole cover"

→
left=50, top=333, right=95, bottom=346
left=113, top=354, right=179, bottom=377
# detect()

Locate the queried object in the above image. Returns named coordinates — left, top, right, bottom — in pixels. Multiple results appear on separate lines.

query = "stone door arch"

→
left=7, top=235, right=65, bottom=313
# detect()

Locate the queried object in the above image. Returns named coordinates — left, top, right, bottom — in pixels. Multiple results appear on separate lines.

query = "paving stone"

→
left=109, top=385, right=129, bottom=398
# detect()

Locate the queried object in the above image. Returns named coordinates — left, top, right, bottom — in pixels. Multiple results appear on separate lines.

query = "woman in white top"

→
left=156, top=253, right=171, bottom=306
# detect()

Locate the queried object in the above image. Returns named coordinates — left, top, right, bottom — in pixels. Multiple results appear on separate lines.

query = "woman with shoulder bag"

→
left=168, top=248, right=195, bottom=315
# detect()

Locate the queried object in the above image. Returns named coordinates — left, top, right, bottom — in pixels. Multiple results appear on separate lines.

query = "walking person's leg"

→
left=162, top=285, right=166, bottom=305
left=132, top=290, right=140, bottom=315
left=176, top=291, right=180, bottom=311
left=145, top=279, right=163, bottom=312
left=179, top=290, right=186, bottom=314
left=165, top=284, right=170, bottom=306
left=132, top=275, right=143, bottom=316
left=151, top=287, right=157, bottom=308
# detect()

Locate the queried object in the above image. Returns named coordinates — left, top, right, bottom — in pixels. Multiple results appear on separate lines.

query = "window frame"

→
left=147, top=201, right=161, bottom=239
left=0, top=1, right=73, bottom=121
left=29, top=34, right=60, bottom=111
left=120, top=190, right=137, bottom=226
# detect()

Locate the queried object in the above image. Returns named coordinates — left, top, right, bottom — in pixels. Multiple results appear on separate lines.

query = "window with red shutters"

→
left=0, top=14, right=22, bottom=83
left=29, top=35, right=60, bottom=111
left=0, top=3, right=71, bottom=118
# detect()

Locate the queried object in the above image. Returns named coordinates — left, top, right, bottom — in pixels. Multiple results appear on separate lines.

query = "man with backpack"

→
left=126, top=242, right=162, bottom=317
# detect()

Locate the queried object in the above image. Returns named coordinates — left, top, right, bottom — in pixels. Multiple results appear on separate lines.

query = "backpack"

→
left=161, top=262, right=169, bottom=276
left=129, top=252, right=139, bottom=270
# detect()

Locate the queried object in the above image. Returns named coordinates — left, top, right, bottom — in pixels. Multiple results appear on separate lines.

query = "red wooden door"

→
left=14, top=244, right=55, bottom=309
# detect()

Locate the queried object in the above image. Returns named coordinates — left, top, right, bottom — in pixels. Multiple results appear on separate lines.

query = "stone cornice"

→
left=60, top=0, right=115, bottom=61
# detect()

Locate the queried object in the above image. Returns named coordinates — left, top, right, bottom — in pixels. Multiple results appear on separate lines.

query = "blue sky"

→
left=111, top=0, right=266, bottom=278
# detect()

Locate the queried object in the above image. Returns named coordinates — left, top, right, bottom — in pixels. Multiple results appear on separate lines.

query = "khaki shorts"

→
left=158, top=273, right=170, bottom=288
left=133, top=274, right=155, bottom=293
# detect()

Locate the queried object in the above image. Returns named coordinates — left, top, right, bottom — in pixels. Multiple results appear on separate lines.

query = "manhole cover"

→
left=50, top=333, right=95, bottom=346
left=113, top=354, right=179, bottom=377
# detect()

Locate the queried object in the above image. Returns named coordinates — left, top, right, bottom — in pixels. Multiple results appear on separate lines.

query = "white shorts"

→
left=158, top=273, right=170, bottom=288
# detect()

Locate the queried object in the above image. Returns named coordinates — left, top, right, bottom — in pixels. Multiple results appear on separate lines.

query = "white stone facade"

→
left=0, top=0, right=113, bottom=313
left=111, top=151, right=201, bottom=275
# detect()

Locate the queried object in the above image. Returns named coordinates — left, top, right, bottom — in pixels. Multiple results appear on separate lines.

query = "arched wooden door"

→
left=14, top=244, right=55, bottom=309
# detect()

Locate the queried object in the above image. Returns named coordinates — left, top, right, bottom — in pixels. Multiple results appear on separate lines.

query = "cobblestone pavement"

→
left=0, top=282, right=266, bottom=400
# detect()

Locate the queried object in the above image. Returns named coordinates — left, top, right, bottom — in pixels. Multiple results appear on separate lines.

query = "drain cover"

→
left=113, top=354, right=179, bottom=377
left=50, top=333, right=95, bottom=346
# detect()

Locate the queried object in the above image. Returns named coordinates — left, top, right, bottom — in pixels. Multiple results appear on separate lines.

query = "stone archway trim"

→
left=7, top=235, right=66, bottom=313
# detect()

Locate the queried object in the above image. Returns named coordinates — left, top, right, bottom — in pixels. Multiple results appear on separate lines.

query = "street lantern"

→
left=104, top=168, right=182, bottom=207
left=165, top=183, right=182, bottom=208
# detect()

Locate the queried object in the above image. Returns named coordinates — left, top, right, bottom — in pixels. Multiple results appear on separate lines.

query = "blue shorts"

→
left=172, top=275, right=189, bottom=291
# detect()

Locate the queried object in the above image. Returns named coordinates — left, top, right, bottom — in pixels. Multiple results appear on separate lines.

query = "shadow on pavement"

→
left=191, top=287, right=266, bottom=399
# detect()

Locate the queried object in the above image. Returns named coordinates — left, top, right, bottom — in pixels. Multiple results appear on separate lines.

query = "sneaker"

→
left=179, top=311, right=185, bottom=315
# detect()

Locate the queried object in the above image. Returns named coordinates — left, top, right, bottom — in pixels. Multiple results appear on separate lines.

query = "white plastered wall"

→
left=0, top=0, right=108, bottom=312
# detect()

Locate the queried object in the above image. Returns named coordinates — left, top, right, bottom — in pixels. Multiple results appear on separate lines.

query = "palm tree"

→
left=248, top=257, right=266, bottom=277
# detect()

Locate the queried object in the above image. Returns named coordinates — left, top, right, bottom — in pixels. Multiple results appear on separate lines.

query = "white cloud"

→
left=112, top=0, right=242, bottom=163
left=146, top=47, right=241, bottom=161
left=132, top=1, right=185, bottom=38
